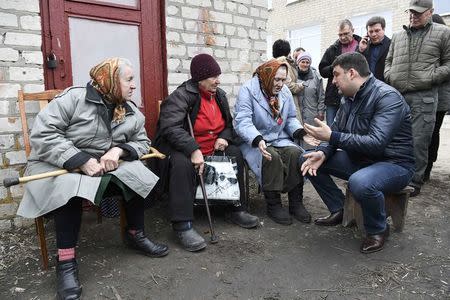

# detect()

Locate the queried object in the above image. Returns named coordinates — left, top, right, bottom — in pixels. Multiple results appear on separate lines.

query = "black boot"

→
left=228, top=209, right=259, bottom=228
left=264, top=191, right=292, bottom=225
left=173, top=221, right=207, bottom=252
left=125, top=229, right=169, bottom=257
left=56, top=258, right=82, bottom=300
left=288, top=182, right=311, bottom=223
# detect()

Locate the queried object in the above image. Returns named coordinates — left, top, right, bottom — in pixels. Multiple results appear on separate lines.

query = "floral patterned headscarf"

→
left=89, top=57, right=126, bottom=123
left=254, top=59, right=288, bottom=123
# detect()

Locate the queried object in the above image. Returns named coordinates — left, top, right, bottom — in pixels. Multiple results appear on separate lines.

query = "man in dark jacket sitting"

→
left=301, top=52, right=415, bottom=253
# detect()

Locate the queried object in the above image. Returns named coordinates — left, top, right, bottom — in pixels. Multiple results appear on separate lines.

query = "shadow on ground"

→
left=1, top=170, right=449, bottom=299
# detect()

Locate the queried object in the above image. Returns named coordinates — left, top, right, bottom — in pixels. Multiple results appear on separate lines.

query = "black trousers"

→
left=168, top=144, right=247, bottom=222
left=54, top=193, right=145, bottom=249
left=427, top=110, right=447, bottom=164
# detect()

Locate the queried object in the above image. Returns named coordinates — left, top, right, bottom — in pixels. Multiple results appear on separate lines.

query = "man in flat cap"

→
left=385, top=0, right=450, bottom=197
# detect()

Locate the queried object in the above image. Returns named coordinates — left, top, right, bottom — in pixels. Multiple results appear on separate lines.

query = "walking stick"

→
left=3, top=147, right=166, bottom=188
left=187, top=116, right=218, bottom=244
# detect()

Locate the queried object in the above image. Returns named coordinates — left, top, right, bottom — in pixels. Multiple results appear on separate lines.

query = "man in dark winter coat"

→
left=319, top=19, right=361, bottom=126
left=385, top=0, right=450, bottom=197
left=357, top=16, right=391, bottom=82
left=301, top=53, right=415, bottom=254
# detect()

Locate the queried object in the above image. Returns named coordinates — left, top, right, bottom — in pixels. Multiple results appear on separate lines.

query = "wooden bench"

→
left=342, top=185, right=414, bottom=235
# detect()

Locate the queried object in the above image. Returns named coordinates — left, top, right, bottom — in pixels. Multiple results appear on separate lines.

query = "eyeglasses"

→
left=408, top=9, right=430, bottom=17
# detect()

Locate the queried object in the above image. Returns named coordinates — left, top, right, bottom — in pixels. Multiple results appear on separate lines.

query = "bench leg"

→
left=386, top=193, right=409, bottom=232
left=342, top=189, right=355, bottom=227
left=343, top=188, right=365, bottom=235
left=353, top=201, right=366, bottom=236
left=35, top=217, right=49, bottom=270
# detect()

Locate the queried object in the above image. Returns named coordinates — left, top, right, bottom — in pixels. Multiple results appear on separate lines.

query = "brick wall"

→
left=0, top=0, right=43, bottom=230
left=165, top=0, right=268, bottom=108
left=267, top=0, right=410, bottom=58
left=0, top=1, right=268, bottom=231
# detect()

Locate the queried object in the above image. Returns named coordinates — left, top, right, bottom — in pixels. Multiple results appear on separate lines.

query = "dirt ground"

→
left=1, top=118, right=449, bottom=300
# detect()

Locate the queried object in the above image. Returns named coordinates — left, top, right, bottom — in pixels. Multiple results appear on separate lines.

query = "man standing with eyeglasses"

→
left=385, top=0, right=450, bottom=197
left=319, top=19, right=361, bottom=126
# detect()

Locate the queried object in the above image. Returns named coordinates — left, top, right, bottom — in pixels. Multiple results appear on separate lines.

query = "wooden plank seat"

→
left=342, top=184, right=414, bottom=235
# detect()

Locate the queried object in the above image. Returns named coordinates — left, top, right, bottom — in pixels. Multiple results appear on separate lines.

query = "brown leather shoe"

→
left=409, top=186, right=421, bottom=197
left=360, top=225, right=390, bottom=254
left=314, top=210, right=343, bottom=226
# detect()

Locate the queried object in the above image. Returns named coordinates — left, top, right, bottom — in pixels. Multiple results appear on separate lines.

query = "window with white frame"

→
left=350, top=11, right=393, bottom=40
left=435, top=0, right=450, bottom=15
left=287, top=25, right=321, bottom=69
left=268, top=0, right=272, bottom=10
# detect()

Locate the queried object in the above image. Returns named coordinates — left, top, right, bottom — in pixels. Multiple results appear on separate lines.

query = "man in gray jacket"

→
left=384, top=0, right=450, bottom=196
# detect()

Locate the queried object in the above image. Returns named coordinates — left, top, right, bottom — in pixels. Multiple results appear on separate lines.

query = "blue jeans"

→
left=326, top=105, right=339, bottom=126
left=305, top=150, right=414, bottom=234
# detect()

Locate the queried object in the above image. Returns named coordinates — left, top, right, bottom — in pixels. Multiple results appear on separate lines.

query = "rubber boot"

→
left=228, top=208, right=259, bottom=228
left=288, top=180, right=312, bottom=223
left=172, top=221, right=207, bottom=252
left=56, top=258, right=82, bottom=300
left=264, top=191, right=292, bottom=225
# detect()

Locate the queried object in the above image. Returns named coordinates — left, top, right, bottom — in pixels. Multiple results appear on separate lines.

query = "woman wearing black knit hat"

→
left=150, top=53, right=259, bottom=252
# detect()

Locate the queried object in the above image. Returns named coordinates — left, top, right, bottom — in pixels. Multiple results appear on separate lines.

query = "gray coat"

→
left=17, top=85, right=158, bottom=218
left=384, top=21, right=450, bottom=93
left=234, top=76, right=302, bottom=185
left=438, top=79, right=450, bottom=112
left=295, top=67, right=325, bottom=125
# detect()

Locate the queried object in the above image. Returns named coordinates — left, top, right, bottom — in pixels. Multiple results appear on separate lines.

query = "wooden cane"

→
left=186, top=116, right=218, bottom=244
left=3, top=147, right=166, bottom=188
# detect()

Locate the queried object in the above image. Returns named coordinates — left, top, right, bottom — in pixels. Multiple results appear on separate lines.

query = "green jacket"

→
left=385, top=21, right=450, bottom=93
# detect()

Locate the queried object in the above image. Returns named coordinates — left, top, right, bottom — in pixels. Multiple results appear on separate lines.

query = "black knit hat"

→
left=190, top=54, right=221, bottom=82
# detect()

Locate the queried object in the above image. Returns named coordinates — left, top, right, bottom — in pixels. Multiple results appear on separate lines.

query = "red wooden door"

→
left=40, top=0, right=167, bottom=137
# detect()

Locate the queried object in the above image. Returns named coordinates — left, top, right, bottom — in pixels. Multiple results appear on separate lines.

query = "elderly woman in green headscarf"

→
left=17, top=57, right=168, bottom=300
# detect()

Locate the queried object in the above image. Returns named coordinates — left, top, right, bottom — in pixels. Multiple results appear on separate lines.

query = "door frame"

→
left=39, top=0, right=167, bottom=137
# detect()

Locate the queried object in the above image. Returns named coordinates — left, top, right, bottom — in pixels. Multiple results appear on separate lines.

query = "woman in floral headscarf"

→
left=17, top=57, right=168, bottom=300
left=234, top=59, right=318, bottom=226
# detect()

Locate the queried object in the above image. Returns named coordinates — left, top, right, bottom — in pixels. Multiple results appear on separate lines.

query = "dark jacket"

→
left=150, top=80, right=236, bottom=194
left=319, top=35, right=361, bottom=106
left=357, top=36, right=391, bottom=82
left=385, top=22, right=450, bottom=93
left=318, top=75, right=415, bottom=170
left=154, top=79, right=234, bottom=156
